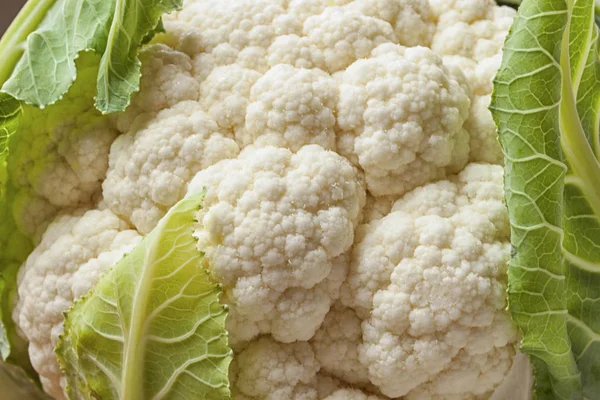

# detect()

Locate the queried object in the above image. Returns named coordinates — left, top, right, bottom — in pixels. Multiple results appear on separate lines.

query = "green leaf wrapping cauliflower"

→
left=0, top=0, right=535, bottom=399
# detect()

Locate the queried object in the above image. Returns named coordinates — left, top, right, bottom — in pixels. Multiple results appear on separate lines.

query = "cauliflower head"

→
left=6, top=0, right=525, bottom=399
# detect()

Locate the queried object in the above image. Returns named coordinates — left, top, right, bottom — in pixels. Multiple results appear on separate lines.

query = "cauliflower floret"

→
left=337, top=44, right=470, bottom=197
left=267, top=35, right=327, bottom=70
left=227, top=254, right=347, bottom=348
left=103, top=101, right=239, bottom=234
left=233, top=337, right=321, bottom=400
left=341, top=163, right=517, bottom=398
left=348, top=0, right=436, bottom=47
left=200, top=65, right=263, bottom=139
left=269, top=7, right=397, bottom=73
left=115, top=44, right=201, bottom=133
left=301, top=8, right=397, bottom=73
left=271, top=0, right=435, bottom=71
left=10, top=192, right=57, bottom=244
left=177, top=0, right=296, bottom=52
left=12, top=209, right=141, bottom=400
left=187, top=145, right=365, bottom=343
left=311, top=302, right=369, bottom=385
left=431, top=1, right=516, bottom=62
left=244, top=65, right=339, bottom=150
left=172, top=0, right=301, bottom=78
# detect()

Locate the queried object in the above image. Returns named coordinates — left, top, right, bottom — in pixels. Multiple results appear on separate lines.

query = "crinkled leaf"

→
left=491, top=0, right=600, bottom=398
left=1, top=0, right=182, bottom=113
left=57, top=193, right=232, bottom=400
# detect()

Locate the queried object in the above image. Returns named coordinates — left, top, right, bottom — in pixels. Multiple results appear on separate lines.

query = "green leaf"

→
left=1, top=0, right=182, bottom=113
left=491, top=0, right=600, bottom=399
left=0, top=93, right=20, bottom=196
left=0, top=94, right=35, bottom=378
left=56, top=193, right=232, bottom=400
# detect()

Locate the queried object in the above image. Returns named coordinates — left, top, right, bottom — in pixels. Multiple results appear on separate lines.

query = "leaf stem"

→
left=0, top=0, right=56, bottom=87
left=560, top=0, right=600, bottom=219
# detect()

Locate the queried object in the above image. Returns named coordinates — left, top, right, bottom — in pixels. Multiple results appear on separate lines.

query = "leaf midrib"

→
left=0, top=0, right=56, bottom=87
left=560, top=0, right=600, bottom=220
left=121, top=234, right=158, bottom=400
left=99, top=0, right=126, bottom=114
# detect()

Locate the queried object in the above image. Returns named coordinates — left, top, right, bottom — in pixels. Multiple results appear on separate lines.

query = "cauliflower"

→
left=341, top=163, right=517, bottom=398
left=232, top=337, right=321, bottom=399
left=336, top=44, right=471, bottom=196
left=2, top=0, right=528, bottom=399
left=244, top=65, right=339, bottom=150
left=187, top=145, right=365, bottom=343
left=200, top=65, right=263, bottom=139
left=430, top=0, right=515, bottom=61
left=347, top=0, right=436, bottom=47
left=103, top=101, right=239, bottom=234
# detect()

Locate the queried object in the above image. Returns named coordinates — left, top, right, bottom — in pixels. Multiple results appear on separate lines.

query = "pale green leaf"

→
left=56, top=193, right=232, bottom=400
left=1, top=0, right=182, bottom=113
left=491, top=0, right=600, bottom=398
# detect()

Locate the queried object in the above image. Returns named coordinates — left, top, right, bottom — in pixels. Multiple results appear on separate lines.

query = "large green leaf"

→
left=491, top=0, right=600, bottom=398
left=1, top=0, right=182, bottom=113
left=56, top=193, right=232, bottom=400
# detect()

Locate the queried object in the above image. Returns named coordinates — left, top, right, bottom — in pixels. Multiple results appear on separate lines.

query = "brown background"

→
left=1, top=0, right=27, bottom=35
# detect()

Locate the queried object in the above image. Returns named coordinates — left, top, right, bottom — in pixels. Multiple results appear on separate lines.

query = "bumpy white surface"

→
left=200, top=65, right=263, bottom=139
left=12, top=210, right=141, bottom=400
left=341, top=163, right=518, bottom=398
left=12, top=1, right=528, bottom=399
left=103, top=101, right=239, bottom=234
left=347, top=0, right=435, bottom=47
left=233, top=337, right=321, bottom=399
left=244, top=65, right=339, bottom=150
left=187, top=145, right=365, bottom=344
left=337, top=44, right=471, bottom=196
left=430, top=0, right=515, bottom=61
